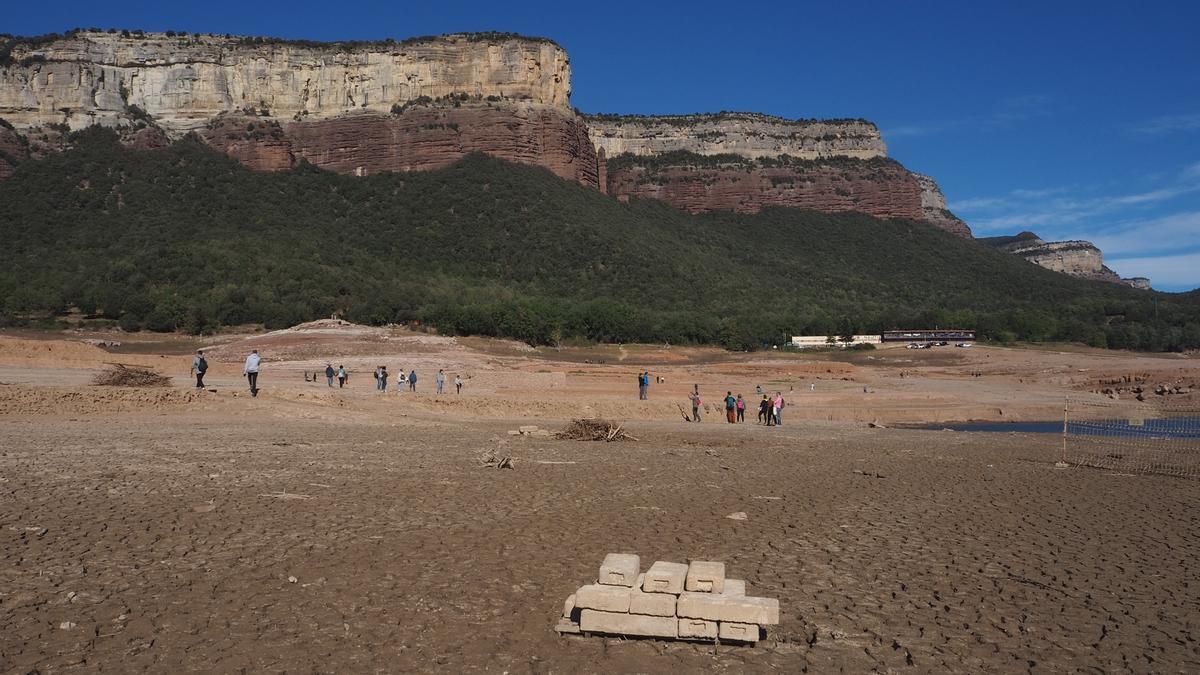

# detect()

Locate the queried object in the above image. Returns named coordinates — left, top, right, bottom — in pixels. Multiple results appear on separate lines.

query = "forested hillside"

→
left=2, top=128, right=1198, bottom=350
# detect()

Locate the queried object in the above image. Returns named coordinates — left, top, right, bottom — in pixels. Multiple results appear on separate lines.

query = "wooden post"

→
left=1056, top=398, right=1070, bottom=468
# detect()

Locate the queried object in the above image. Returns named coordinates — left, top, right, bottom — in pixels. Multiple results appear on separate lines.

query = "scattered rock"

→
left=59, top=621, right=76, bottom=630
left=726, top=511, right=748, bottom=521
left=288, top=576, right=298, bottom=584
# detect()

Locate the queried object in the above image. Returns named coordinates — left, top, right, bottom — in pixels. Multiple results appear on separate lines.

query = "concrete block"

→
left=574, top=584, right=631, bottom=613
left=580, top=609, right=677, bottom=639
left=563, top=593, right=576, bottom=618
left=676, top=593, right=780, bottom=625
left=678, top=617, right=718, bottom=639
left=554, top=617, right=581, bottom=634
left=685, top=560, right=726, bottom=593
left=519, top=425, right=539, bottom=433
left=723, top=579, right=746, bottom=597
left=599, top=553, right=641, bottom=587
left=643, top=561, right=688, bottom=594
left=630, top=585, right=677, bottom=617
left=719, top=621, right=760, bottom=642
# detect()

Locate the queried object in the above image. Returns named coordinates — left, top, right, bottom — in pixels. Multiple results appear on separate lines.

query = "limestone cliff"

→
left=586, top=113, right=886, bottom=160
left=0, top=31, right=604, bottom=187
left=913, top=173, right=972, bottom=237
left=0, top=31, right=571, bottom=133
left=980, top=232, right=1149, bottom=288
left=588, top=112, right=968, bottom=235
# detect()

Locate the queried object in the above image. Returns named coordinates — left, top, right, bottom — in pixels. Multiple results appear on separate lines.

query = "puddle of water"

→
left=909, top=417, right=1200, bottom=440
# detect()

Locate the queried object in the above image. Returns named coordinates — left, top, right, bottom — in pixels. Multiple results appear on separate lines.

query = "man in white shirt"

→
left=244, top=349, right=262, bottom=397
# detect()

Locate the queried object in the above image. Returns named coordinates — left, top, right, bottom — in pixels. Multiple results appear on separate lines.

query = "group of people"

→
left=685, top=385, right=785, bottom=426
left=364, top=366, right=461, bottom=394
left=637, top=371, right=652, bottom=400
left=191, top=349, right=464, bottom=397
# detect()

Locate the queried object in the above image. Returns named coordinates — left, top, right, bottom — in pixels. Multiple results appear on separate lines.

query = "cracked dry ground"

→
left=2, top=413, right=1198, bottom=673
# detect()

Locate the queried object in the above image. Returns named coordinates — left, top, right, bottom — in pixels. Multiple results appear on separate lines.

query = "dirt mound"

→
left=0, top=385, right=202, bottom=416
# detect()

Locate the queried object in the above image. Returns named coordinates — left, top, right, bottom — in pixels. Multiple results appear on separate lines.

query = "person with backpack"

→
left=724, top=391, right=737, bottom=423
left=735, top=394, right=746, bottom=423
left=773, top=391, right=785, bottom=426
left=243, top=349, right=261, bottom=397
left=409, top=369, right=418, bottom=392
left=324, top=363, right=334, bottom=387
left=337, top=365, right=348, bottom=388
left=191, top=350, right=208, bottom=389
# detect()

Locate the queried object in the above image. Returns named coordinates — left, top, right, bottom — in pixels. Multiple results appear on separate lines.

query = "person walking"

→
left=735, top=394, right=746, bottom=423
left=637, top=372, right=645, bottom=400
left=689, top=390, right=702, bottom=422
left=724, top=391, right=737, bottom=424
left=409, top=369, right=418, bottom=392
left=454, top=374, right=463, bottom=394
left=397, top=370, right=407, bottom=392
left=243, top=349, right=261, bottom=397
left=324, top=363, right=334, bottom=387
left=436, top=369, right=446, bottom=394
left=774, top=391, right=785, bottom=426
left=643, top=372, right=651, bottom=399
left=379, top=366, right=389, bottom=392
left=191, top=350, right=208, bottom=389
left=762, top=395, right=774, bottom=426
left=337, top=365, right=348, bottom=388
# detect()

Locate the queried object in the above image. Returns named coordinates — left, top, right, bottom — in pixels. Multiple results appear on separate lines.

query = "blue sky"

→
left=7, top=1, right=1199, bottom=290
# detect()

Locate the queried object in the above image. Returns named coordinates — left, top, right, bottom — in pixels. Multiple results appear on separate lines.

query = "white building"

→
left=789, top=335, right=881, bottom=348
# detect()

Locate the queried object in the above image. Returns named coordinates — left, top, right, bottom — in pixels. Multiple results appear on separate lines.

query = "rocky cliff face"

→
left=586, top=113, right=886, bottom=160
left=196, top=101, right=599, bottom=185
left=0, top=31, right=571, bottom=132
left=0, top=31, right=603, bottom=186
left=589, top=113, right=968, bottom=235
left=606, top=154, right=925, bottom=219
left=913, top=173, right=972, bottom=237
left=981, top=232, right=1149, bottom=287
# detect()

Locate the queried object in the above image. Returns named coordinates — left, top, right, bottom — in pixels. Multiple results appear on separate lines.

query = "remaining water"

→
left=914, top=417, right=1200, bottom=440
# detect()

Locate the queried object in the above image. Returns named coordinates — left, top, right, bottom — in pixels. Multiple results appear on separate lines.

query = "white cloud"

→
left=1133, top=113, right=1200, bottom=135
left=1086, top=210, right=1200, bottom=258
left=1106, top=251, right=1200, bottom=291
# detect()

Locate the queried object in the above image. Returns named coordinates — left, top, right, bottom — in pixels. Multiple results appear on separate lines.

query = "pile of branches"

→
left=92, top=364, right=171, bottom=387
left=556, top=418, right=638, bottom=442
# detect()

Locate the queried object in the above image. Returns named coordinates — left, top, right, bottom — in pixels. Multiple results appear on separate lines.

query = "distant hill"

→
left=1, top=128, right=1197, bottom=351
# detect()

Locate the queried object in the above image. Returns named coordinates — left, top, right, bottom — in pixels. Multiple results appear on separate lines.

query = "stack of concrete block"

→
left=555, top=553, right=779, bottom=644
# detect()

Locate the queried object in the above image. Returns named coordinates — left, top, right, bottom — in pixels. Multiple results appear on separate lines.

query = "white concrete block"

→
left=719, top=621, right=760, bottom=642
left=629, top=586, right=677, bottom=617
left=574, top=583, right=632, bottom=613
left=678, top=617, right=718, bottom=639
left=723, top=579, right=746, bottom=597
left=676, top=593, right=779, bottom=625
left=554, top=617, right=581, bottom=634
left=563, top=593, right=576, bottom=618
left=599, top=553, right=641, bottom=587
left=643, top=561, right=688, bottom=594
left=580, top=609, right=677, bottom=639
left=685, top=560, right=726, bottom=593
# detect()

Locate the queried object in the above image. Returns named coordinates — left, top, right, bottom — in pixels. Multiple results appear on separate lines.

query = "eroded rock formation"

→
left=607, top=154, right=925, bottom=219
left=0, top=31, right=571, bottom=132
left=591, top=113, right=969, bottom=235
left=914, top=173, right=972, bottom=237
left=981, top=232, right=1149, bottom=287
left=586, top=113, right=886, bottom=160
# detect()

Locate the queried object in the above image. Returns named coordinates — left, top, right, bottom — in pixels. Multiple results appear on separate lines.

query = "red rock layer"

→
left=284, top=104, right=601, bottom=188
left=606, top=159, right=926, bottom=221
left=197, top=118, right=295, bottom=171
